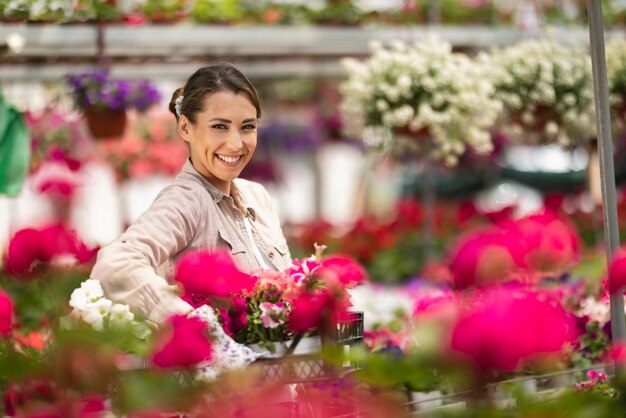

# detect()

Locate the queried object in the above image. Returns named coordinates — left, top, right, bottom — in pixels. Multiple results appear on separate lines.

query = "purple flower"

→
left=66, top=70, right=161, bottom=112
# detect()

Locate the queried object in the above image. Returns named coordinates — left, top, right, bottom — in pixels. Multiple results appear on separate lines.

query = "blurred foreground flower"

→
left=150, top=315, right=213, bottom=369
left=449, top=229, right=524, bottom=289
left=5, top=225, right=97, bottom=277
left=173, top=250, right=256, bottom=304
left=450, top=287, right=578, bottom=373
left=608, top=246, right=626, bottom=294
left=0, top=288, right=15, bottom=337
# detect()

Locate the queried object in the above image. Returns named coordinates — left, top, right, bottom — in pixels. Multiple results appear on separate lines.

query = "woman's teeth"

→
left=216, top=154, right=241, bottom=163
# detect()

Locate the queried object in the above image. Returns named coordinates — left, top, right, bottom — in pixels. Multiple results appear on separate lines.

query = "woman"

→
left=90, top=64, right=292, bottom=370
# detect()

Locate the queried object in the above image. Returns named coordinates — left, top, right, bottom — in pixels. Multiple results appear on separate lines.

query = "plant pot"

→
left=84, top=108, right=127, bottom=139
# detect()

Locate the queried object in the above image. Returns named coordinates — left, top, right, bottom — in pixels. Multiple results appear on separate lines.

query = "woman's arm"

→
left=90, top=183, right=204, bottom=324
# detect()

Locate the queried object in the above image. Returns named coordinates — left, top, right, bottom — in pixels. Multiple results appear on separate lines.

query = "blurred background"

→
left=1, top=0, right=626, bottom=281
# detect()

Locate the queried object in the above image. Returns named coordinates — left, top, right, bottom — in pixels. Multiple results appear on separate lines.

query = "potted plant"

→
left=340, top=37, right=500, bottom=167
left=484, top=39, right=596, bottom=148
left=67, top=70, right=161, bottom=139
left=140, top=0, right=188, bottom=23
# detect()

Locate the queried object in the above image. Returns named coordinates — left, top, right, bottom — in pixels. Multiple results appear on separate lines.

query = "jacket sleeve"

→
left=90, top=183, right=203, bottom=324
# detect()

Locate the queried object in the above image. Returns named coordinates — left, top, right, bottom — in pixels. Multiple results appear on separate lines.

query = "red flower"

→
left=450, top=287, right=577, bottom=373
left=0, top=289, right=15, bottom=337
left=5, top=225, right=96, bottom=277
left=608, top=247, right=626, bottom=294
left=150, top=315, right=213, bottom=369
left=449, top=230, right=525, bottom=289
left=173, top=250, right=256, bottom=299
left=319, top=254, right=368, bottom=288
left=389, top=199, right=422, bottom=230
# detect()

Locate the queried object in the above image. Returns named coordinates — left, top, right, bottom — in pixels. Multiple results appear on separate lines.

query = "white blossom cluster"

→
left=606, top=38, right=626, bottom=132
left=482, top=39, right=596, bottom=147
left=340, top=37, right=501, bottom=166
left=69, top=279, right=135, bottom=331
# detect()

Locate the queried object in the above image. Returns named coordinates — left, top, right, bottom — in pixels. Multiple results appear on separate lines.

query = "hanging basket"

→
left=84, top=107, right=127, bottom=139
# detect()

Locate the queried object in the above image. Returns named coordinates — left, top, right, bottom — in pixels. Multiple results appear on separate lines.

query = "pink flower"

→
left=604, top=342, right=626, bottom=365
left=413, top=291, right=457, bottom=318
left=150, top=315, right=213, bottom=369
left=259, top=302, right=285, bottom=328
left=285, top=257, right=321, bottom=283
left=504, top=211, right=580, bottom=273
left=129, top=159, right=155, bottom=178
left=608, top=247, right=626, bottom=294
left=587, top=369, right=607, bottom=382
left=449, top=229, right=525, bottom=289
left=288, top=289, right=350, bottom=334
left=31, top=161, right=82, bottom=198
left=319, top=254, right=368, bottom=289
left=449, top=287, right=577, bottom=373
left=5, top=225, right=96, bottom=277
left=173, top=250, right=256, bottom=299
left=0, top=289, right=15, bottom=337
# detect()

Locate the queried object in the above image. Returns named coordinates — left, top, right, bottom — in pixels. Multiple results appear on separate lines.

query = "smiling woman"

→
left=89, top=63, right=293, bottom=375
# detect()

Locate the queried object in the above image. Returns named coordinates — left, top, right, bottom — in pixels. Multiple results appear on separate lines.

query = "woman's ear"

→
left=178, top=115, right=192, bottom=143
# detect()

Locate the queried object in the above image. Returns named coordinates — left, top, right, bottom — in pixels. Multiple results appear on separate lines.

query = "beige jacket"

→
left=90, top=159, right=292, bottom=324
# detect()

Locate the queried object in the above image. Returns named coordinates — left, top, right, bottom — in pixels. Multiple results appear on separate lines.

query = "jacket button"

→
left=269, top=252, right=275, bottom=258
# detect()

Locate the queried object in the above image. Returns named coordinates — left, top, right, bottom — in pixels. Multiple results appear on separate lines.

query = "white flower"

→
left=69, top=288, right=89, bottom=311
left=80, top=279, right=104, bottom=301
left=81, top=298, right=112, bottom=331
left=579, top=296, right=610, bottom=325
left=109, top=303, right=135, bottom=327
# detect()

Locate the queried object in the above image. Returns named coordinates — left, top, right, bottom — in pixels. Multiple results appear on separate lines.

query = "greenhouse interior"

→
left=4, top=0, right=626, bottom=417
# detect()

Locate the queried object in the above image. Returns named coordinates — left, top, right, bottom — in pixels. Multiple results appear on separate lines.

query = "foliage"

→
left=191, top=0, right=242, bottom=23
left=140, top=0, right=188, bottom=22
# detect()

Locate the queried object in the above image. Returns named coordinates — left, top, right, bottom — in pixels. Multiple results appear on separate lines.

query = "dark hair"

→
left=168, top=63, right=261, bottom=124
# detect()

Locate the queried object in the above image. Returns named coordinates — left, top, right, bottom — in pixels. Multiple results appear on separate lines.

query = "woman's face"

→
left=179, top=90, right=257, bottom=194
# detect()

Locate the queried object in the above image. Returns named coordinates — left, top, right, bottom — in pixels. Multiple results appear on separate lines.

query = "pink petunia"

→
left=259, top=302, right=285, bottom=328
left=503, top=211, right=580, bottom=273
left=608, top=247, right=626, bottom=294
left=0, top=289, right=15, bottom=337
left=5, top=225, right=97, bottom=277
left=449, top=229, right=525, bottom=289
left=150, top=315, right=213, bottom=369
left=319, top=254, right=368, bottom=289
left=449, top=287, right=578, bottom=373
left=173, top=250, right=256, bottom=300
left=288, top=289, right=350, bottom=334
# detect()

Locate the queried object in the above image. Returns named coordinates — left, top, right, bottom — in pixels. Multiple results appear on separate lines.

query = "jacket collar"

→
left=181, top=159, right=256, bottom=220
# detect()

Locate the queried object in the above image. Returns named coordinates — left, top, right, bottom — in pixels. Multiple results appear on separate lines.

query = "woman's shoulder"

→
left=153, top=180, right=209, bottom=209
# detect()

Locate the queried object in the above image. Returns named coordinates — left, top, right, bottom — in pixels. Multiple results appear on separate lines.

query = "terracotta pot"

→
left=84, top=108, right=127, bottom=139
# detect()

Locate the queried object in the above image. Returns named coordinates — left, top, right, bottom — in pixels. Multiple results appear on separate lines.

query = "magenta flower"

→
left=450, top=287, right=578, bottom=373
left=608, top=247, right=626, bottom=294
left=5, top=225, right=96, bottom=277
left=319, top=254, right=368, bottom=288
left=503, top=211, right=580, bottom=273
left=449, top=229, right=525, bottom=289
left=173, top=250, right=256, bottom=300
left=150, top=315, right=213, bottom=369
left=288, top=289, right=350, bottom=334
left=285, top=257, right=321, bottom=283
left=0, top=289, right=15, bottom=337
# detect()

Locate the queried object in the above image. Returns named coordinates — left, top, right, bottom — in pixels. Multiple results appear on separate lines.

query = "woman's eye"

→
left=242, top=124, right=257, bottom=130
left=212, top=124, right=227, bottom=129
